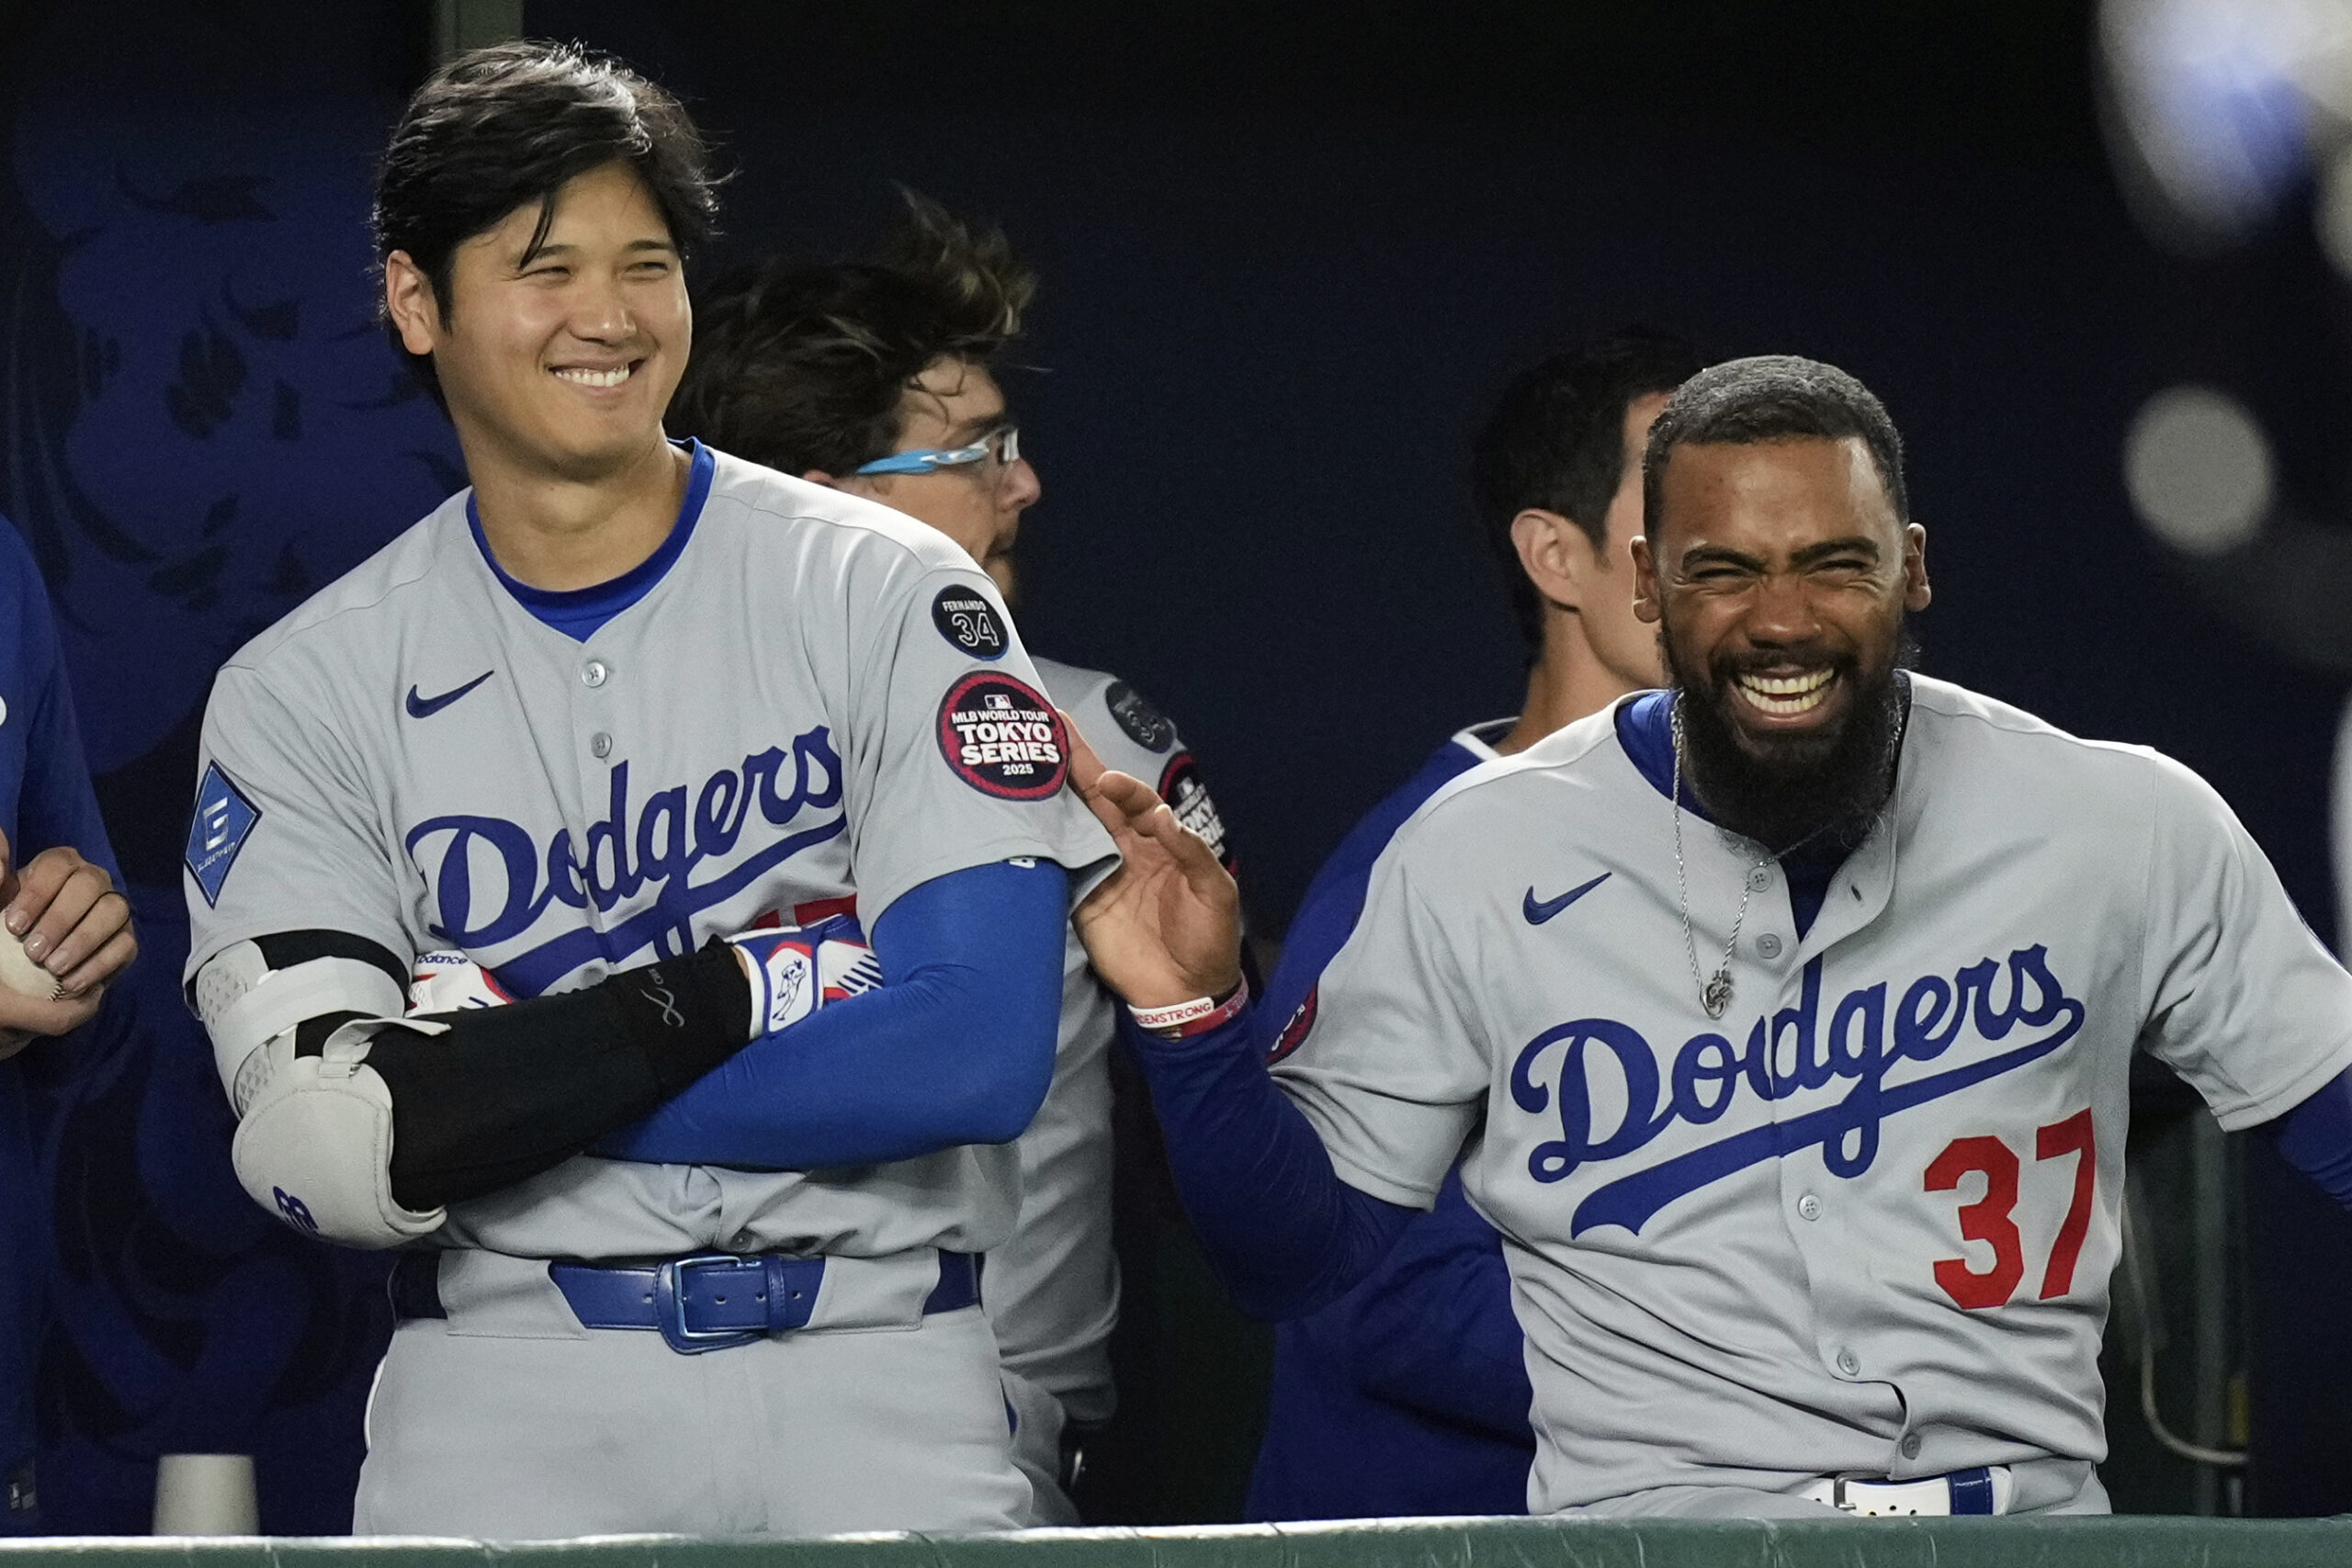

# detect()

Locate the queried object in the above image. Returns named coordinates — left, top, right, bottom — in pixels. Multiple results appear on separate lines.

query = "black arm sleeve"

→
left=262, top=933, right=752, bottom=1213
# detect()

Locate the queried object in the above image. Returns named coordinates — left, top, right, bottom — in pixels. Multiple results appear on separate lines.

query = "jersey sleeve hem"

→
left=1315, top=1144, right=1442, bottom=1213
left=182, top=910, right=414, bottom=995
left=2207, top=1035, right=2352, bottom=1132
left=856, top=833, right=1116, bottom=932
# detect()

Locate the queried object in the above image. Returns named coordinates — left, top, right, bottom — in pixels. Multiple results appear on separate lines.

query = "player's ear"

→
left=1902, top=521, right=1932, bottom=612
left=383, top=251, right=441, bottom=357
left=1630, top=534, right=1663, bottom=625
left=1510, top=509, right=1594, bottom=613
left=824, top=471, right=890, bottom=503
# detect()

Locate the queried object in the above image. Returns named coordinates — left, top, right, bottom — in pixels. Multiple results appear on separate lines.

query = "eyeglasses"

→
left=854, top=425, right=1021, bottom=477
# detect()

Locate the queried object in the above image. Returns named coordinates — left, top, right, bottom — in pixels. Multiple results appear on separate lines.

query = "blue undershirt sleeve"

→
left=1348, top=1173, right=1534, bottom=1438
left=1124, top=1005, right=1415, bottom=1321
left=592, top=860, right=1065, bottom=1168
left=2265, top=1063, right=2352, bottom=1207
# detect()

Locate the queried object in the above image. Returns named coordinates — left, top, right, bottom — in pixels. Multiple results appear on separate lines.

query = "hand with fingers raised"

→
left=1064, top=715, right=1244, bottom=1011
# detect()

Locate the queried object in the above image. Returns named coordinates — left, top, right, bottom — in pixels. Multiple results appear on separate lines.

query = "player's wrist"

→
left=617, top=941, right=759, bottom=1093
left=723, top=916, right=882, bottom=1039
left=1127, top=973, right=1250, bottom=1040
left=1110, top=952, right=1245, bottom=1014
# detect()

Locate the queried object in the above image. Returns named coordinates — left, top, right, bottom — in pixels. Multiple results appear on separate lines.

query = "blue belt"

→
left=549, top=1251, right=980, bottom=1355
left=1947, top=1468, right=1996, bottom=1515
left=390, top=1250, right=979, bottom=1356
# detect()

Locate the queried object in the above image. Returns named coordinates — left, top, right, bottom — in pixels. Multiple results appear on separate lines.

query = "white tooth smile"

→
left=554, top=365, right=632, bottom=388
left=1734, top=668, right=1835, bottom=716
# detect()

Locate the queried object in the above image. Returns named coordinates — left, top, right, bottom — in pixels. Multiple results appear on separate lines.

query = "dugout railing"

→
left=5, top=1517, right=2352, bottom=1568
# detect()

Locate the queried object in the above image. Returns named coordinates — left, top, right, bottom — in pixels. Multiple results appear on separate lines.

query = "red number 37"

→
left=1922, top=1108, right=2098, bottom=1310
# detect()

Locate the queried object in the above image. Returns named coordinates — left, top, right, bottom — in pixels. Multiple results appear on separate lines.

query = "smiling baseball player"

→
left=181, top=44, right=1110, bottom=1538
left=1068, top=354, right=2352, bottom=1518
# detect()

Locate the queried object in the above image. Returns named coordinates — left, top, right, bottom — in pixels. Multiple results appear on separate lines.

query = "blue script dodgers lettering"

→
left=1510, top=947, right=2086, bottom=1236
left=402, top=726, right=846, bottom=998
left=938, top=673, right=1069, bottom=800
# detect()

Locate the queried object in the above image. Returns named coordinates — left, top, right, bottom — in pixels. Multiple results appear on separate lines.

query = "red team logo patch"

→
left=937, top=673, right=1069, bottom=799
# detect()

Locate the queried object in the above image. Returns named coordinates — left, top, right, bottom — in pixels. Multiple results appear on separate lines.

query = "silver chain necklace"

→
left=1668, top=695, right=1759, bottom=1020
left=1668, top=690, right=1901, bottom=1020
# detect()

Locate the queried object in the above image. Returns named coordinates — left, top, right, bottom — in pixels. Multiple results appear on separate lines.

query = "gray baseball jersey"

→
left=185, top=446, right=1115, bottom=1265
left=1274, top=675, right=2352, bottom=1513
left=995, top=658, right=1231, bottom=1517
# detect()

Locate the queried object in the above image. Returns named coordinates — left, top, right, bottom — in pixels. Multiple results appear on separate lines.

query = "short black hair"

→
left=1643, top=355, right=1908, bottom=537
left=1471, top=329, right=1703, bottom=658
left=667, top=191, right=1035, bottom=476
left=373, top=40, right=718, bottom=404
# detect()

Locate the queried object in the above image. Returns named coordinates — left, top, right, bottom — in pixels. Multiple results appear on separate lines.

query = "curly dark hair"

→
left=667, top=190, right=1035, bottom=476
left=1642, top=355, right=1908, bottom=537
left=373, top=40, right=719, bottom=406
left=1470, top=329, right=1703, bottom=659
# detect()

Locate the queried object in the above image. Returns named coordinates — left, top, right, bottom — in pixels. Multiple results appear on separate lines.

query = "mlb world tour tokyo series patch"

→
left=938, top=672, right=1069, bottom=800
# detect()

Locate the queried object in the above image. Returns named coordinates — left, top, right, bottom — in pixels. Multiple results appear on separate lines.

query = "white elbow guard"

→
left=193, top=942, right=447, bottom=1248
left=231, top=1022, right=447, bottom=1247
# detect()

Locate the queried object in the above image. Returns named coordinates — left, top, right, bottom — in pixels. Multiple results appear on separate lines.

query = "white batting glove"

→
left=407, top=950, right=514, bottom=1014
left=725, top=913, right=884, bottom=1038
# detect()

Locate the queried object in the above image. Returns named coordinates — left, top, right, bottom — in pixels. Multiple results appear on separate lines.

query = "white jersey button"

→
left=582, top=659, right=609, bottom=688
left=1836, top=1349, right=1861, bottom=1376
left=1747, top=865, right=1773, bottom=891
left=591, top=732, right=613, bottom=759
left=1757, top=933, right=1783, bottom=960
left=1796, top=1192, right=1821, bottom=1221
left=1900, top=1433, right=1923, bottom=1460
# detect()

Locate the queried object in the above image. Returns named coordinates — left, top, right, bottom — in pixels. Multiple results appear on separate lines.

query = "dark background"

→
left=2, top=0, right=2348, bottom=1530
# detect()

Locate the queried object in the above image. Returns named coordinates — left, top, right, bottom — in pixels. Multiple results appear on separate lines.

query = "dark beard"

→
left=1668, top=633, right=1915, bottom=854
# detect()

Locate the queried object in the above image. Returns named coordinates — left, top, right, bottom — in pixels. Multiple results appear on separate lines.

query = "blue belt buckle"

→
left=655, top=1254, right=762, bottom=1356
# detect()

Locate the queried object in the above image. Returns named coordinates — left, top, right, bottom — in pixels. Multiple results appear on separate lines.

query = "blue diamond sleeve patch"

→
left=185, top=762, right=261, bottom=908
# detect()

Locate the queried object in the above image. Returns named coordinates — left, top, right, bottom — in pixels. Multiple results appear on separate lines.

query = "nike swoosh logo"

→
left=405, top=671, right=494, bottom=719
left=1523, top=872, right=1611, bottom=925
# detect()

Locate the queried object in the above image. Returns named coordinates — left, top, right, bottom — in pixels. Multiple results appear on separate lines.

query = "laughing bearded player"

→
left=1066, top=355, right=2352, bottom=1518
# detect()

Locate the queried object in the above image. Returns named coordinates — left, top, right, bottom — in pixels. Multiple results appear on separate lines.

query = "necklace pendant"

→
left=1702, top=970, right=1734, bottom=1020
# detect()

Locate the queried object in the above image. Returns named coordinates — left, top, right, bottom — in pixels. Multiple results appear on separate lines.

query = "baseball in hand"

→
left=0, top=928, right=61, bottom=1001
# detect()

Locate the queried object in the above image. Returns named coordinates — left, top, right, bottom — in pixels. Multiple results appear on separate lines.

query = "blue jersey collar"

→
left=468, top=440, right=715, bottom=640
left=1614, top=689, right=1710, bottom=818
left=1617, top=682, right=1913, bottom=941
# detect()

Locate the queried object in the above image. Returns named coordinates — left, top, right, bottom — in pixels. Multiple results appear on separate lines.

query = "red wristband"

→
left=1128, top=975, right=1250, bottom=1040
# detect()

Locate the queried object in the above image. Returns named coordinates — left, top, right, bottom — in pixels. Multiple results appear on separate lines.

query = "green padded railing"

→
left=4, top=1517, right=2351, bottom=1568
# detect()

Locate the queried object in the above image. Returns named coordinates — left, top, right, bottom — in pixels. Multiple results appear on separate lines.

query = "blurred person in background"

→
left=668, top=194, right=1240, bottom=1524
left=0, top=516, right=138, bottom=1534
left=1246, top=331, right=1699, bottom=1519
